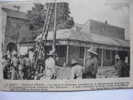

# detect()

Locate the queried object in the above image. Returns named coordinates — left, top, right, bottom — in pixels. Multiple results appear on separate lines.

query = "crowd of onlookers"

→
left=2, top=50, right=36, bottom=80
left=1, top=46, right=130, bottom=80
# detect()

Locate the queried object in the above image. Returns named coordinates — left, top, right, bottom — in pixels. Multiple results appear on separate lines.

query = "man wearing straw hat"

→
left=84, top=47, right=98, bottom=78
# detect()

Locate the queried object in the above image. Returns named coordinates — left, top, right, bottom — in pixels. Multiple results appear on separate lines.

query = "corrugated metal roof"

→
left=35, top=28, right=129, bottom=48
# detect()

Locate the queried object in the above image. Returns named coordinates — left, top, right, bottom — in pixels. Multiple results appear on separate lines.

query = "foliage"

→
left=27, top=2, right=74, bottom=38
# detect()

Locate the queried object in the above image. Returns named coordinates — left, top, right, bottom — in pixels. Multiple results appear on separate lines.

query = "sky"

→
left=0, top=0, right=129, bottom=39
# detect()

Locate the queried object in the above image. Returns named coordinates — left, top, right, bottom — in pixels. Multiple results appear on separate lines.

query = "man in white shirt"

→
left=45, top=50, right=56, bottom=79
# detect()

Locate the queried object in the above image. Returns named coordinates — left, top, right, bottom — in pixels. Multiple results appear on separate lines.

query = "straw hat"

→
left=87, top=47, right=98, bottom=55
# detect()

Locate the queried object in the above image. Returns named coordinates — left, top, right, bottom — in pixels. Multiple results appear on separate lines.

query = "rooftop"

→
left=35, top=28, right=129, bottom=48
left=2, top=7, right=29, bottom=20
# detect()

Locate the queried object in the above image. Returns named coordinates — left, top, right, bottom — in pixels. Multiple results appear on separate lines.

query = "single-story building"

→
left=1, top=6, right=129, bottom=67
left=20, top=20, right=130, bottom=67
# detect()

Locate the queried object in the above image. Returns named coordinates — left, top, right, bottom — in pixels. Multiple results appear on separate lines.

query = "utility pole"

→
left=52, top=0, right=57, bottom=57
left=16, top=23, right=21, bottom=52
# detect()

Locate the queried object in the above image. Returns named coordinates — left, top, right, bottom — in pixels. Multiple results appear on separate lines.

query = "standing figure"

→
left=45, top=50, right=56, bottom=79
left=23, top=54, right=31, bottom=80
left=2, top=55, right=9, bottom=79
left=71, top=59, right=83, bottom=79
left=11, top=54, right=18, bottom=80
left=83, top=47, right=98, bottom=78
left=28, top=49, right=34, bottom=64
left=17, top=56, right=24, bottom=80
left=115, top=54, right=120, bottom=64
left=115, top=56, right=129, bottom=77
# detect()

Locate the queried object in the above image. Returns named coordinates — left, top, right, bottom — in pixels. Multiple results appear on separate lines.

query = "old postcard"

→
left=0, top=0, right=132, bottom=91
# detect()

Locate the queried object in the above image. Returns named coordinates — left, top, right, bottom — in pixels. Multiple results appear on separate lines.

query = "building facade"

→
left=34, top=20, right=130, bottom=67
left=0, top=7, right=32, bottom=53
left=0, top=6, right=129, bottom=67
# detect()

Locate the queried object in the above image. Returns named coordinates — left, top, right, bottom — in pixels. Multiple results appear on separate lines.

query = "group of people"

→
left=2, top=46, right=62, bottom=80
left=1, top=46, right=130, bottom=80
left=69, top=47, right=130, bottom=79
left=2, top=50, right=35, bottom=80
left=71, top=47, right=99, bottom=79
left=1, top=47, right=99, bottom=80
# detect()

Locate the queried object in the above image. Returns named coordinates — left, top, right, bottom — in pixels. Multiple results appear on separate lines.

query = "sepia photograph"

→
left=0, top=0, right=130, bottom=81
left=0, top=0, right=132, bottom=92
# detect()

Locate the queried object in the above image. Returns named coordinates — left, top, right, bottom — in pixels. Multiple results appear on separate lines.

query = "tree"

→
left=27, top=2, right=74, bottom=38
left=27, top=3, right=46, bottom=31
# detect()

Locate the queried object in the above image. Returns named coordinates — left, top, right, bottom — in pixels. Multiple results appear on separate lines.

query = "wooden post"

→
left=101, top=48, right=104, bottom=67
left=66, top=45, right=69, bottom=65
left=114, top=50, right=118, bottom=64
left=52, top=0, right=57, bottom=60
left=83, top=47, right=86, bottom=66
left=110, top=49, right=113, bottom=65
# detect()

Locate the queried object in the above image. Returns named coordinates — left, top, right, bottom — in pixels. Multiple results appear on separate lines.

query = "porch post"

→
left=66, top=45, right=69, bottom=65
left=83, top=47, right=86, bottom=66
left=110, top=49, right=113, bottom=65
left=101, top=48, right=104, bottom=67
